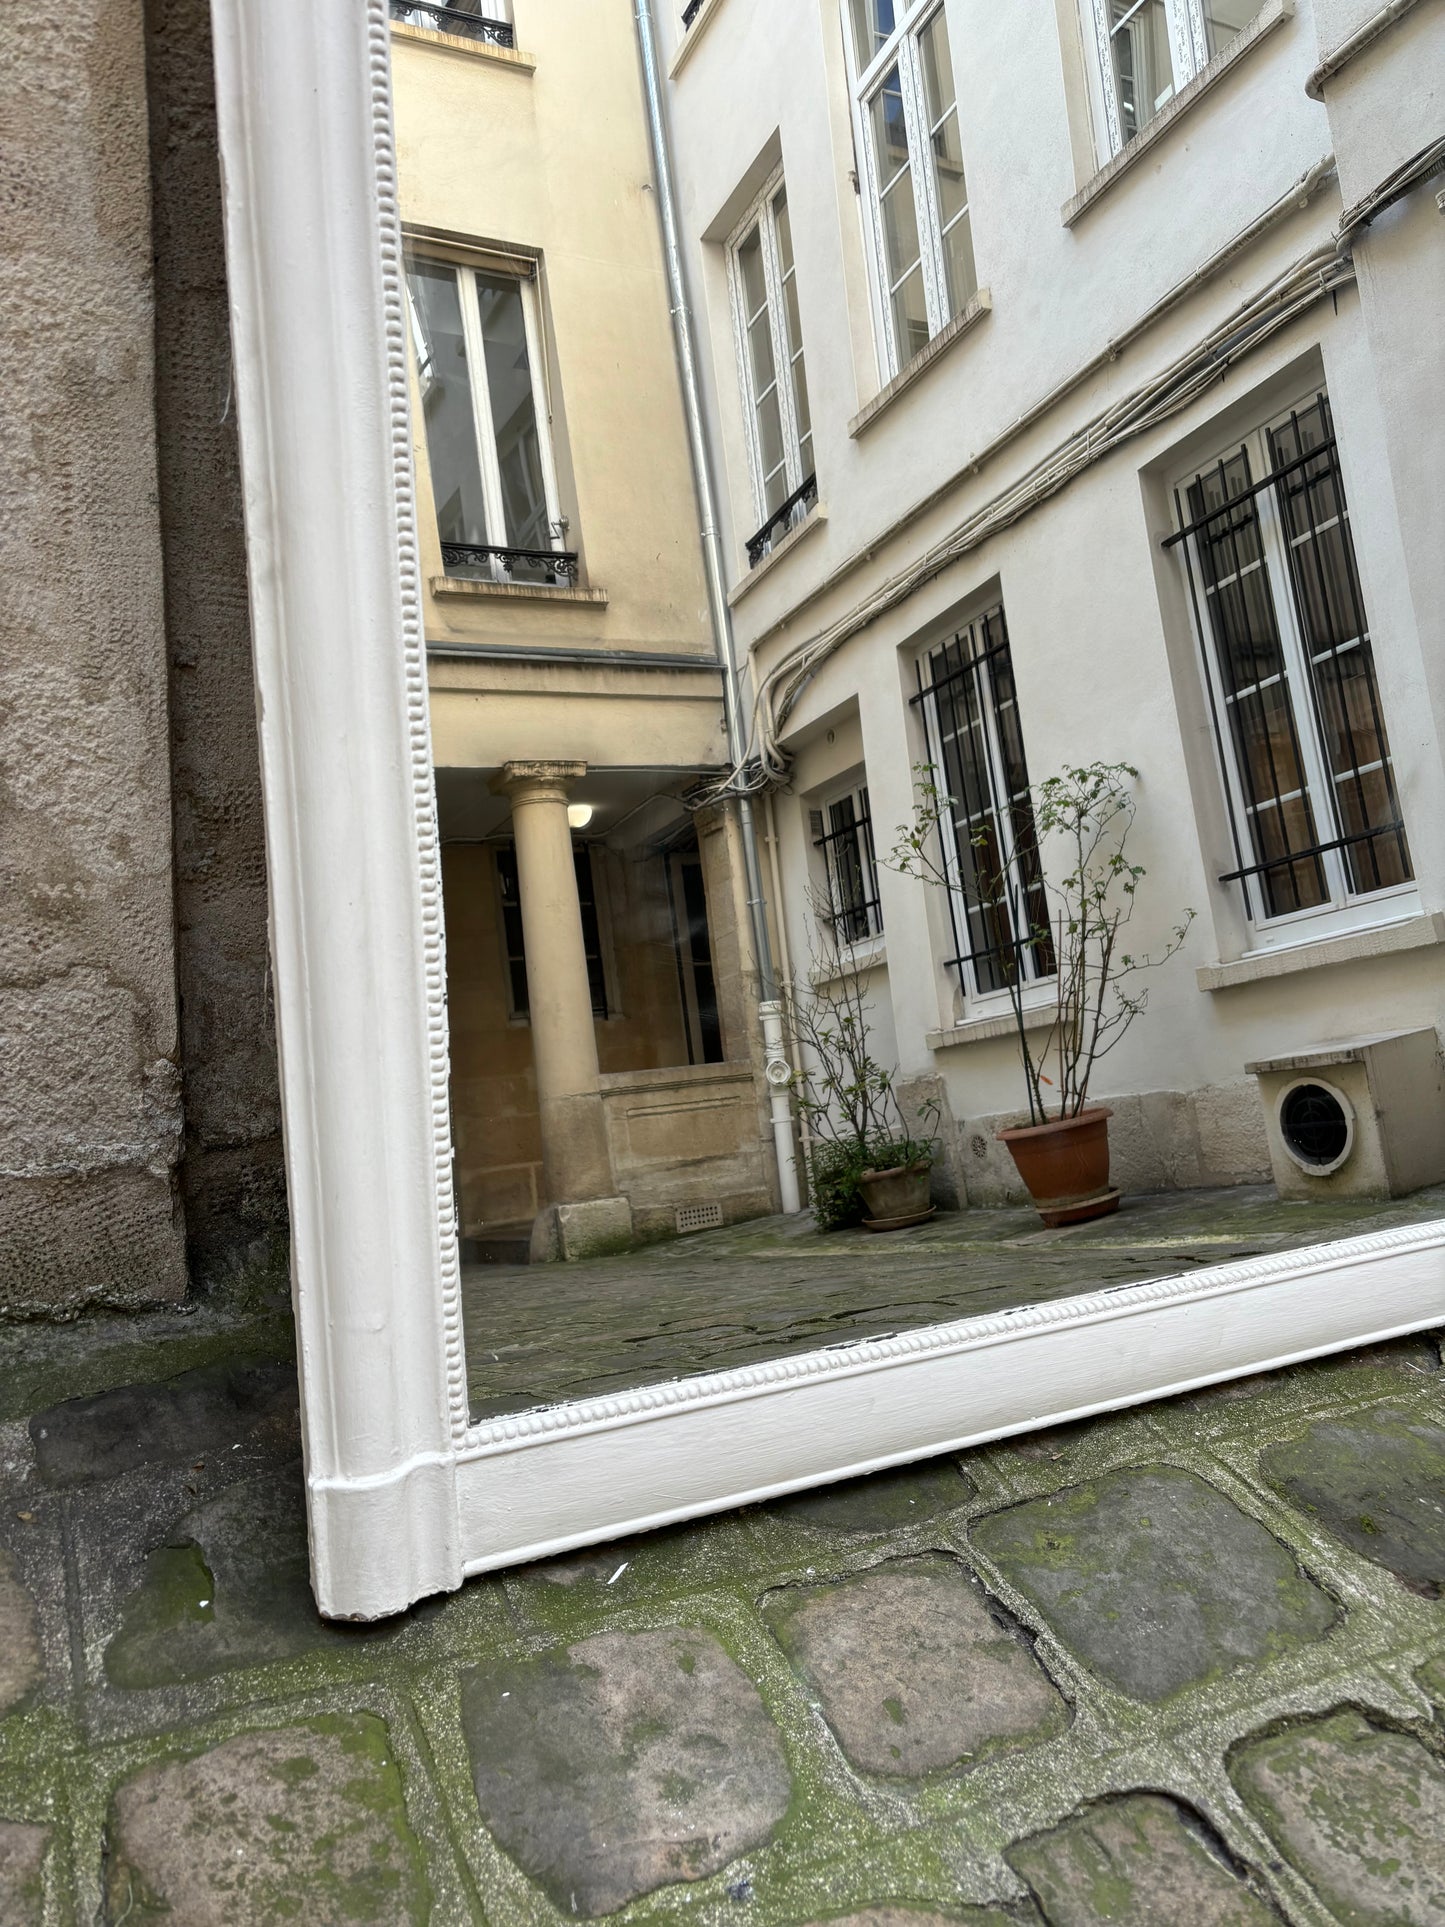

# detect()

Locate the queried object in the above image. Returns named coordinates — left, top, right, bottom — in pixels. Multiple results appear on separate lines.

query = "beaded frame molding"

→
left=210, top=0, right=1445, bottom=1619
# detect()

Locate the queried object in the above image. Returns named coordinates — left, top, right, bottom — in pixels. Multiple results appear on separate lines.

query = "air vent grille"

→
left=675, top=1201, right=724, bottom=1234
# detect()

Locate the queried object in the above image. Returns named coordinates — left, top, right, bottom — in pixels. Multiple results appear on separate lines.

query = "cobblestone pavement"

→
left=462, top=1186, right=1445, bottom=1416
left=2, top=1196, right=1443, bottom=1923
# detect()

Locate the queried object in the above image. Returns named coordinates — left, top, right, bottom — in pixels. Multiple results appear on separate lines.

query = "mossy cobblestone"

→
left=0, top=1194, right=1442, bottom=1923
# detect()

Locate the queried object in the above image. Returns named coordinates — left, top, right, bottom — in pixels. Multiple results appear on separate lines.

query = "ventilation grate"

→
left=675, top=1201, right=724, bottom=1235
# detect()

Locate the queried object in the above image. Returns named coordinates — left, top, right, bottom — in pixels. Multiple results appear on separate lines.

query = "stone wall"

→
left=143, top=0, right=286, bottom=1286
left=0, top=0, right=185, bottom=1314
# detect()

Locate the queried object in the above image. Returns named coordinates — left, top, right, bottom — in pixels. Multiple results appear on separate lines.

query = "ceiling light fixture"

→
left=566, top=803, right=595, bottom=829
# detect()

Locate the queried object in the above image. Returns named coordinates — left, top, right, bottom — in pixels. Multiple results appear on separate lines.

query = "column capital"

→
left=489, top=760, right=588, bottom=805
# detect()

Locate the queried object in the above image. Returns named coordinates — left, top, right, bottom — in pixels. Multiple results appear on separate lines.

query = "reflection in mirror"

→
left=386, top=0, right=1445, bottom=1453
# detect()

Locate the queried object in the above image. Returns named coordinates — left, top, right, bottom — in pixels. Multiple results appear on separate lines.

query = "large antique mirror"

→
left=211, top=0, right=1444, bottom=1618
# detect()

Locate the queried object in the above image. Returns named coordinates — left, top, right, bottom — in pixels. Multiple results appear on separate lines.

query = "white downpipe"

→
left=632, top=0, right=801, bottom=1213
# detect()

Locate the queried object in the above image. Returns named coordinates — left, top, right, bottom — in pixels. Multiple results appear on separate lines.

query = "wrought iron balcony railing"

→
left=387, top=2, right=516, bottom=48
left=440, top=543, right=580, bottom=587
left=744, top=471, right=817, bottom=569
left=682, top=0, right=705, bottom=24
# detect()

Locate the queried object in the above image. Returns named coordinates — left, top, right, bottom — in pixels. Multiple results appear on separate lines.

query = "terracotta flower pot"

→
left=857, top=1160, right=935, bottom=1232
left=996, top=1106, right=1120, bottom=1228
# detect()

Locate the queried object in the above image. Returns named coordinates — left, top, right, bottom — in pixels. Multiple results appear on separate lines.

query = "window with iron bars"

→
left=809, top=788, right=883, bottom=946
left=913, top=604, right=1055, bottom=997
left=1168, top=390, right=1412, bottom=930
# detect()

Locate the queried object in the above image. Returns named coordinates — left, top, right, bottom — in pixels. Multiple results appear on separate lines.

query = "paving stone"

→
left=103, top=1715, right=429, bottom=1925
left=1007, top=1793, right=1279, bottom=1925
left=461, top=1624, right=791, bottom=1916
left=0, top=1548, right=43, bottom=1715
left=970, top=1466, right=1336, bottom=1701
left=767, top=1461, right=976, bottom=1534
left=1260, top=1406, right=1445, bottom=1595
left=799, top=1911, right=1018, bottom=1925
left=0, top=1823, right=48, bottom=1927
left=1232, top=1709, right=1445, bottom=1924
left=765, top=1555, right=1067, bottom=1778
left=104, top=1471, right=375, bottom=1688
left=29, top=1362, right=297, bottom=1488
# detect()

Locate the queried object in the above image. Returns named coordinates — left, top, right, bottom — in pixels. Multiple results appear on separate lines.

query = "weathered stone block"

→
left=970, top=1466, right=1336, bottom=1700
left=1260, top=1407, right=1445, bottom=1594
left=461, top=1625, right=790, bottom=1916
left=104, top=1717, right=429, bottom=1924
left=1008, top=1793, right=1278, bottom=1925
left=767, top=1461, right=976, bottom=1535
left=0, top=1550, right=43, bottom=1716
left=764, top=1555, right=1067, bottom=1777
left=29, top=1361, right=297, bottom=1488
left=0, top=1822, right=47, bottom=1927
left=1232, top=1710, right=1445, bottom=1924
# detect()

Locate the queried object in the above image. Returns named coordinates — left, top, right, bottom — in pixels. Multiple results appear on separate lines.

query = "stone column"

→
left=489, top=761, right=630, bottom=1259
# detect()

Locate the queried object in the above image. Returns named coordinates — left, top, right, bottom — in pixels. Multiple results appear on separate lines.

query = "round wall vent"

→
left=1278, top=1079, right=1355, bottom=1176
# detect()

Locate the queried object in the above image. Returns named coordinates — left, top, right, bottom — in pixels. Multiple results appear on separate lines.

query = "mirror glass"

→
left=386, top=3, right=1445, bottom=1438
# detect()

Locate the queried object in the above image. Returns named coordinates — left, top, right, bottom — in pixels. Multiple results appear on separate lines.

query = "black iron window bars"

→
left=682, top=0, right=705, bottom=23
left=912, top=605, right=1055, bottom=995
left=388, top=1, right=515, bottom=47
left=809, top=790, right=883, bottom=946
left=440, top=542, right=579, bottom=587
left=1167, top=393, right=1411, bottom=924
left=745, top=471, right=818, bottom=569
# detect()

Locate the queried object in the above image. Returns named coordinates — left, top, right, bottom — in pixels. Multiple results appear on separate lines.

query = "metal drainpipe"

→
left=633, top=0, right=801, bottom=1213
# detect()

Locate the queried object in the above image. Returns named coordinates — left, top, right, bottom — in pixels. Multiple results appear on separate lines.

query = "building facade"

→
left=390, top=0, right=782, bottom=1258
left=660, top=0, right=1445, bottom=1205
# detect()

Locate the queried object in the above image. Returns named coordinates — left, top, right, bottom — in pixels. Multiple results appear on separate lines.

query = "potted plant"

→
left=888, top=761, right=1193, bottom=1227
left=785, top=899, right=939, bottom=1232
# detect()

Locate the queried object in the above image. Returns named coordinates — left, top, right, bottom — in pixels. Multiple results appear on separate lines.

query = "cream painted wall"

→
left=664, top=0, right=1445, bottom=1184
left=390, top=8, right=714, bottom=665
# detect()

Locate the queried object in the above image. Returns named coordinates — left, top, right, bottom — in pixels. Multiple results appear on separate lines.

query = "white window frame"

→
left=726, top=168, right=815, bottom=553
left=212, top=0, right=1445, bottom=1622
left=916, top=606, right=1055, bottom=1008
left=808, top=780, right=884, bottom=951
left=406, top=251, right=568, bottom=582
left=1170, top=389, right=1417, bottom=950
left=1085, top=0, right=1257, bottom=157
left=844, top=0, right=976, bottom=379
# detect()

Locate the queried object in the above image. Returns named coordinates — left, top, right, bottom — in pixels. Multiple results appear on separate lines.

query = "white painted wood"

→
left=209, top=0, right=1445, bottom=1621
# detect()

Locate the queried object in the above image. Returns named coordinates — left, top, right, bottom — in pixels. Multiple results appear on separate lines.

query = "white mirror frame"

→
left=211, top=0, right=1445, bottom=1622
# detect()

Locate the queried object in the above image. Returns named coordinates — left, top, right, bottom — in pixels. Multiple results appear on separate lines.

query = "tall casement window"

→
left=1169, top=391, right=1412, bottom=932
left=405, top=253, right=575, bottom=587
left=809, top=787, right=883, bottom=946
left=914, top=604, right=1055, bottom=997
left=728, top=173, right=816, bottom=568
left=496, top=845, right=609, bottom=1019
left=846, top=0, right=976, bottom=376
left=1089, top=0, right=1262, bottom=153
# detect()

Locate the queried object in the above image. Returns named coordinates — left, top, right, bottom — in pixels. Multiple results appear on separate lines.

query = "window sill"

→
left=669, top=0, right=728, bottom=77
left=388, top=20, right=536, bottom=71
left=809, top=937, right=887, bottom=986
left=848, top=288, right=992, bottom=439
left=926, top=1003, right=1055, bottom=1051
left=428, top=575, right=608, bottom=606
left=1196, top=908, right=1445, bottom=992
left=1061, top=0, right=1292, bottom=229
left=728, top=502, right=827, bottom=606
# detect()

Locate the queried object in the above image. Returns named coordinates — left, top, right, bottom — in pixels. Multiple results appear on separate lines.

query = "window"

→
left=1088, top=0, right=1262, bottom=153
left=1169, top=390, right=1412, bottom=931
left=846, top=0, right=976, bottom=376
left=666, top=852, right=725, bottom=1063
left=405, top=254, right=574, bottom=587
left=496, top=844, right=609, bottom=1018
left=728, top=174, right=816, bottom=567
left=388, top=1, right=514, bottom=49
left=914, top=603, right=1055, bottom=997
left=809, top=787, right=883, bottom=946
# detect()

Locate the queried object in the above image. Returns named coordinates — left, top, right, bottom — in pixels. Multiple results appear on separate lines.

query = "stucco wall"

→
left=143, top=0, right=286, bottom=1284
left=0, top=0, right=186, bottom=1314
